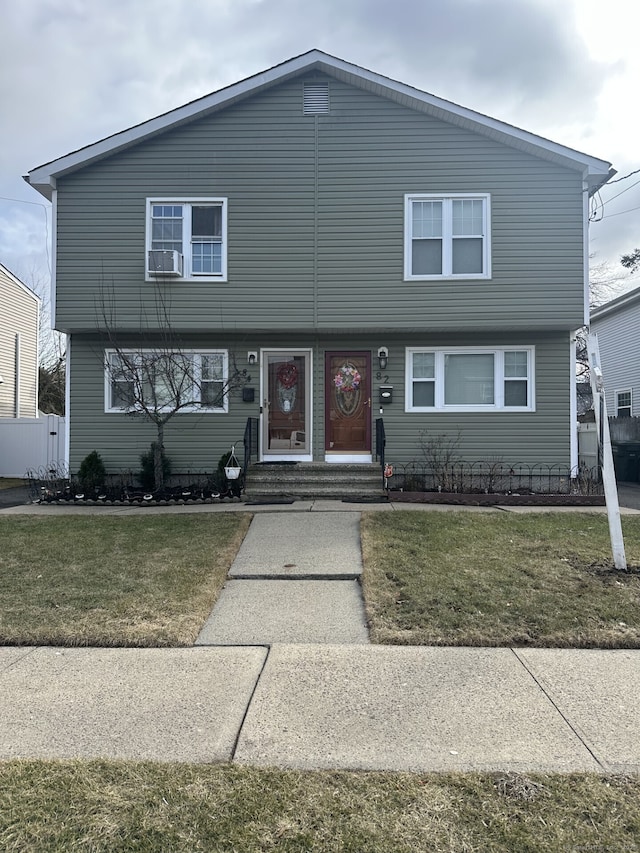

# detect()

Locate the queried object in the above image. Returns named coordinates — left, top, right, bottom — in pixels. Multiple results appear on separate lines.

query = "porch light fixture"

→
left=247, top=351, right=258, bottom=366
left=377, top=347, right=388, bottom=370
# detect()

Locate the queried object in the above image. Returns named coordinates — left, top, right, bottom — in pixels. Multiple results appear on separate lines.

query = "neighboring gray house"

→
left=0, top=262, right=39, bottom=419
left=590, top=285, right=640, bottom=418
left=25, top=50, right=615, bottom=477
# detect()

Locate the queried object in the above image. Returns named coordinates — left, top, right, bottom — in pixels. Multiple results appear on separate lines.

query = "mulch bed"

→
left=388, top=491, right=605, bottom=506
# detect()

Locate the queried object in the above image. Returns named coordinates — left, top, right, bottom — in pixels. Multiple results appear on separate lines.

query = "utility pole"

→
left=587, top=333, right=627, bottom=570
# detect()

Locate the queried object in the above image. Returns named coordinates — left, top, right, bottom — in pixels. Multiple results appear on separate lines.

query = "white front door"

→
left=261, top=350, right=312, bottom=460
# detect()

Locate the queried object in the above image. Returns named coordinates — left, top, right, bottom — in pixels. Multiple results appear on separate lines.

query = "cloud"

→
left=0, top=203, right=51, bottom=288
left=3, top=0, right=613, bottom=161
left=0, top=0, right=633, bottom=279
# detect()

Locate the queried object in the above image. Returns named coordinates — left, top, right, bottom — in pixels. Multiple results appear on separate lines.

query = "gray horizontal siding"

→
left=55, top=73, right=585, bottom=334
left=592, top=306, right=640, bottom=417
left=376, top=332, right=572, bottom=466
left=68, top=331, right=571, bottom=473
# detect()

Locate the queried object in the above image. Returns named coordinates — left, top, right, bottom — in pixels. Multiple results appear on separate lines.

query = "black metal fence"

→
left=25, top=463, right=244, bottom=505
left=386, top=461, right=603, bottom=496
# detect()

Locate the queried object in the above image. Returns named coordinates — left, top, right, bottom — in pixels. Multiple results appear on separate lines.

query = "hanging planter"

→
left=224, top=445, right=241, bottom=480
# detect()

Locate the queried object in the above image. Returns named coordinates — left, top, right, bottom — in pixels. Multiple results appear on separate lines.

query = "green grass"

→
left=0, top=515, right=251, bottom=646
left=0, top=761, right=638, bottom=852
left=361, top=511, right=640, bottom=647
left=0, top=478, right=24, bottom=490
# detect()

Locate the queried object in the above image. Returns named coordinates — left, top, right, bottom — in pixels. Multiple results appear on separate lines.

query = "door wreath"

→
left=334, top=365, right=361, bottom=392
left=276, top=361, right=298, bottom=413
left=277, top=362, right=298, bottom=389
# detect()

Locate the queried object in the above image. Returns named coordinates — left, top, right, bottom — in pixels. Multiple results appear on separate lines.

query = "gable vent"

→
left=303, top=82, right=329, bottom=115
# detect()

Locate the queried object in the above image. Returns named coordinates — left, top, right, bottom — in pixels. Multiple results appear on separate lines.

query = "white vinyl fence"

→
left=0, top=414, right=67, bottom=477
left=577, top=421, right=598, bottom=471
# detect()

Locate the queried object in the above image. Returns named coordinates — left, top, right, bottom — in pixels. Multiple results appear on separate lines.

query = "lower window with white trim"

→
left=105, top=349, right=228, bottom=413
left=406, top=347, right=534, bottom=412
left=616, top=389, right=632, bottom=418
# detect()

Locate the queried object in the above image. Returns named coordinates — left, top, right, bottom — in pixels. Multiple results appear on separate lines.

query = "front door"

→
left=325, top=352, right=372, bottom=459
left=261, top=350, right=311, bottom=460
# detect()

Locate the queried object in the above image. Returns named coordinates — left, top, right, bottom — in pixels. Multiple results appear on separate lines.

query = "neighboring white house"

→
left=0, top=263, right=68, bottom=477
left=590, top=285, right=640, bottom=418
left=0, top=262, right=40, bottom=418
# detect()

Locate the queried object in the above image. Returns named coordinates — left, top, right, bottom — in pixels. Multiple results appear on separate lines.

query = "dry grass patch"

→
left=361, top=511, right=640, bottom=647
left=0, top=761, right=638, bottom=852
left=0, top=514, right=251, bottom=646
left=0, top=478, right=24, bottom=490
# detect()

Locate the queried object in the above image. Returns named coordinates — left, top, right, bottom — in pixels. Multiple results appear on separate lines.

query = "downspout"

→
left=570, top=334, right=578, bottom=474
left=51, top=188, right=58, bottom=329
left=572, top=173, right=591, bottom=474
left=582, top=174, right=590, bottom=328
left=14, top=333, right=21, bottom=418
left=64, top=334, right=70, bottom=468
left=35, top=296, right=40, bottom=416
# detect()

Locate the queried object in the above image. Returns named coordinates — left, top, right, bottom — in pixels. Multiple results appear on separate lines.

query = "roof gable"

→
left=591, top=285, right=640, bottom=324
left=0, top=263, right=41, bottom=305
left=27, top=49, right=614, bottom=199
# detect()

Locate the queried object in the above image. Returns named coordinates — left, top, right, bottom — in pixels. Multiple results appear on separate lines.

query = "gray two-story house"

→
left=26, top=50, right=614, bottom=479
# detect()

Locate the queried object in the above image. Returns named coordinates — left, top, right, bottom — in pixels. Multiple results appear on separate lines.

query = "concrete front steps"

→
left=243, top=462, right=385, bottom=501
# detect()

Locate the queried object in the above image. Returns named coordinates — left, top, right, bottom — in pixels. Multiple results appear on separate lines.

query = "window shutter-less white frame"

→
left=404, top=193, right=491, bottom=280
left=405, top=346, right=535, bottom=412
left=146, top=198, right=227, bottom=281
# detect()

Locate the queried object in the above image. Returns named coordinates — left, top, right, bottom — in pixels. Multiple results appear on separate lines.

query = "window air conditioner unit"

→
left=148, top=250, right=183, bottom=277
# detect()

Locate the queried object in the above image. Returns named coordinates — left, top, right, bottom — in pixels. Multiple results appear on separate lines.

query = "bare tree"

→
left=38, top=361, right=65, bottom=415
left=99, top=281, right=248, bottom=490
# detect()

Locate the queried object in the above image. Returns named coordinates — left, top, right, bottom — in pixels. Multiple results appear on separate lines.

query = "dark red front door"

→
left=325, top=352, right=372, bottom=453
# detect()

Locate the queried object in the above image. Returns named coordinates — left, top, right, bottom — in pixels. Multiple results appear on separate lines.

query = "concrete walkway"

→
left=196, top=512, right=369, bottom=645
left=1, top=499, right=639, bottom=773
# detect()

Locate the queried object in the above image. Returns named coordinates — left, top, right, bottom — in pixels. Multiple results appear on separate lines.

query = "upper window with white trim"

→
left=404, top=194, right=490, bottom=280
left=105, top=349, right=228, bottom=413
left=406, top=347, right=534, bottom=412
left=146, top=198, right=227, bottom=280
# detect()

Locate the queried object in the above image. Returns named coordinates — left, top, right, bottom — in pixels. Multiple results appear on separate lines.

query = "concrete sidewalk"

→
left=1, top=500, right=639, bottom=773
left=1, top=644, right=638, bottom=773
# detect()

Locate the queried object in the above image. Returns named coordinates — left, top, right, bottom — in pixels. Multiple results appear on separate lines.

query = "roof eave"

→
left=590, top=284, right=640, bottom=323
left=26, top=50, right=614, bottom=196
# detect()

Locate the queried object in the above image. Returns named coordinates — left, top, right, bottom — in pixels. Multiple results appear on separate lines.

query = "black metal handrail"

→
left=243, top=417, right=259, bottom=476
left=375, top=417, right=386, bottom=488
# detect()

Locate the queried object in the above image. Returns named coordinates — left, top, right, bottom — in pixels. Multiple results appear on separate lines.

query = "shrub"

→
left=77, top=451, right=107, bottom=492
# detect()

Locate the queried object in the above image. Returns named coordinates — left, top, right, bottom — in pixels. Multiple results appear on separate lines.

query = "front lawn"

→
left=0, top=478, right=25, bottom=490
left=361, top=511, right=640, bottom=647
left=1, top=761, right=639, bottom=852
left=0, top=515, right=250, bottom=646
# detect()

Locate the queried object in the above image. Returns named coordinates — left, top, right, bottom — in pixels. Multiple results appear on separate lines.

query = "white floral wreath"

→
left=334, top=365, right=361, bottom=392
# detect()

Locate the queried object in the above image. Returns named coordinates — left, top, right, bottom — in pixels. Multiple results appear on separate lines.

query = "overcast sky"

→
left=2, top=0, right=639, bottom=301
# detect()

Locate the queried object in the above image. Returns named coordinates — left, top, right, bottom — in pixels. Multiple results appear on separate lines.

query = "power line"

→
left=605, top=168, right=640, bottom=185
left=0, top=195, right=51, bottom=276
left=596, top=203, right=640, bottom=220
left=0, top=195, right=50, bottom=208
left=594, top=178, right=640, bottom=209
